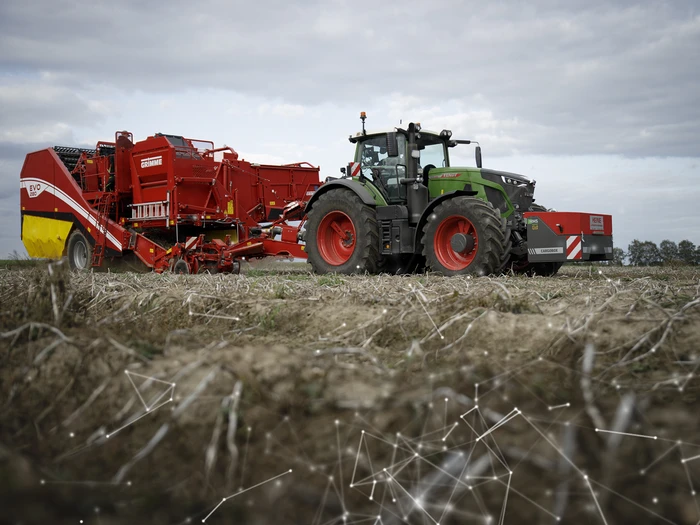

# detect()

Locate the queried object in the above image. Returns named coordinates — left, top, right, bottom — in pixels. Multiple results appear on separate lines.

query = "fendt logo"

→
left=140, top=156, right=163, bottom=168
left=27, top=182, right=45, bottom=198
left=590, top=215, right=604, bottom=231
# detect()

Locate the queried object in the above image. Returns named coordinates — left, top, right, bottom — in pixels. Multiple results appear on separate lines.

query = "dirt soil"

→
left=1, top=261, right=699, bottom=525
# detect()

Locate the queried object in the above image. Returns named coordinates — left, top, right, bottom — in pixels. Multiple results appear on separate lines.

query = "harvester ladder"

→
left=92, top=193, right=114, bottom=267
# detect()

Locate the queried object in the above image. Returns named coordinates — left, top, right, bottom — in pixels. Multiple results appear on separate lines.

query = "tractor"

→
left=303, top=113, right=613, bottom=276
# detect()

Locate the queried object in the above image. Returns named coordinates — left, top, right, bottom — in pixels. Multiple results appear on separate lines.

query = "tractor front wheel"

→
left=306, top=189, right=379, bottom=274
left=422, top=197, right=506, bottom=276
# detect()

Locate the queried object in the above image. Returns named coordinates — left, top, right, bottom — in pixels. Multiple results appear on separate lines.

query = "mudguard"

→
left=304, top=179, right=377, bottom=213
left=413, top=189, right=479, bottom=248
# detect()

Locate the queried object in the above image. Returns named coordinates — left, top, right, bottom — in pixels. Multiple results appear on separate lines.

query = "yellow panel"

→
left=227, top=200, right=234, bottom=215
left=22, top=215, right=74, bottom=259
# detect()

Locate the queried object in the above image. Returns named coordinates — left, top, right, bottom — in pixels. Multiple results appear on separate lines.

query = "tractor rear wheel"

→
left=422, top=197, right=506, bottom=276
left=66, top=229, right=93, bottom=271
left=306, top=189, right=379, bottom=274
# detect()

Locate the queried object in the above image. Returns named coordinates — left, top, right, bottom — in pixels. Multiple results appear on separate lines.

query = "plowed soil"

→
left=1, top=261, right=699, bottom=524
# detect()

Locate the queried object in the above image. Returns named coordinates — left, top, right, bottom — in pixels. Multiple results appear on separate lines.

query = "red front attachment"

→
left=523, top=211, right=614, bottom=263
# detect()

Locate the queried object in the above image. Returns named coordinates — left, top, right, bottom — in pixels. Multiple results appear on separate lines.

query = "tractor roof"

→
left=349, top=128, right=442, bottom=142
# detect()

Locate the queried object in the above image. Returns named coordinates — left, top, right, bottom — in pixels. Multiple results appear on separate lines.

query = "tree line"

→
left=607, top=239, right=700, bottom=266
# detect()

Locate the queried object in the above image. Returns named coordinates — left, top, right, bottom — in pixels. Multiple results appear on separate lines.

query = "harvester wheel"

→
left=306, top=189, right=379, bottom=274
left=173, top=259, right=190, bottom=274
left=422, top=197, right=506, bottom=276
left=66, top=229, right=93, bottom=271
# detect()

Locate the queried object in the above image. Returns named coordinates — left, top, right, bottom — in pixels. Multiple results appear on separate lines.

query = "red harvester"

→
left=20, top=131, right=320, bottom=273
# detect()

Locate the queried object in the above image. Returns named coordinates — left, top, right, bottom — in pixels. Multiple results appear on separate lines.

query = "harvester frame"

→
left=20, top=131, right=320, bottom=274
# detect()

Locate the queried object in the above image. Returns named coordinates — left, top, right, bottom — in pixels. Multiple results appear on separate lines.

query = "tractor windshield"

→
left=357, top=134, right=407, bottom=203
left=417, top=136, right=448, bottom=169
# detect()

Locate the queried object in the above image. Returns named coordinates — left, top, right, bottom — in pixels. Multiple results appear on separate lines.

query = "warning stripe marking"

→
left=20, top=178, right=122, bottom=252
left=350, top=162, right=361, bottom=178
left=566, top=235, right=582, bottom=259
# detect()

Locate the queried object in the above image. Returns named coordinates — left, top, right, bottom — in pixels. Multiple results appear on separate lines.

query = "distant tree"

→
left=695, top=246, right=700, bottom=266
left=628, top=240, right=661, bottom=266
left=678, top=240, right=697, bottom=265
left=659, top=240, right=679, bottom=264
left=627, top=240, right=642, bottom=266
left=612, top=247, right=625, bottom=266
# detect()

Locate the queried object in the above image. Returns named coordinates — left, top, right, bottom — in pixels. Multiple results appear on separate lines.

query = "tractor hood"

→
left=480, top=168, right=536, bottom=213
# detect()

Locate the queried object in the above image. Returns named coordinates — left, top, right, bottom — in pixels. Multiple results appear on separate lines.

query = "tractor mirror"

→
left=475, top=146, right=483, bottom=168
left=386, top=132, right=399, bottom=157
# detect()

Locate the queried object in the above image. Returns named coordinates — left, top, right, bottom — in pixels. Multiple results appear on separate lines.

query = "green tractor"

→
left=303, top=113, right=560, bottom=276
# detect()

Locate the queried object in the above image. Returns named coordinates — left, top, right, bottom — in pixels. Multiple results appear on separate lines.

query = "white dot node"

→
left=40, top=479, right=45, bottom=485
left=69, top=432, right=75, bottom=438
left=652, top=497, right=658, bottom=504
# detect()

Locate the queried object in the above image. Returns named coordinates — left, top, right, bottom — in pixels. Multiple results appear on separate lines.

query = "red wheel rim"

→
left=434, top=215, right=478, bottom=271
left=317, top=211, right=356, bottom=265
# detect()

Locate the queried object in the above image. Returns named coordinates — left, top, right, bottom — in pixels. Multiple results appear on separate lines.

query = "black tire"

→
left=495, top=215, right=513, bottom=274
left=173, top=259, right=190, bottom=274
left=306, top=189, right=379, bottom=274
left=421, top=197, right=507, bottom=276
left=66, top=229, right=93, bottom=271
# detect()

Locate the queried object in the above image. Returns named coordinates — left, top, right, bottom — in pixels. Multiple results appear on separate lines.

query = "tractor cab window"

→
left=417, top=138, right=448, bottom=170
left=357, top=135, right=407, bottom=203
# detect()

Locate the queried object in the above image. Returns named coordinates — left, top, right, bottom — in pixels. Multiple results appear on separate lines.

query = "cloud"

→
left=0, top=0, right=699, bottom=257
left=258, top=102, right=305, bottom=118
left=2, top=1, right=698, bottom=156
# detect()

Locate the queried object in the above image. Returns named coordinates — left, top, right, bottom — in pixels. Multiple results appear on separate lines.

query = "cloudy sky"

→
left=1, top=0, right=699, bottom=258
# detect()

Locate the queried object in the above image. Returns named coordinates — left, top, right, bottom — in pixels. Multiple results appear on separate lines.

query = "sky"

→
left=1, top=0, right=699, bottom=258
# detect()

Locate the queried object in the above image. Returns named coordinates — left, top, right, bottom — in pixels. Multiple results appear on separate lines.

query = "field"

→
left=1, top=261, right=699, bottom=525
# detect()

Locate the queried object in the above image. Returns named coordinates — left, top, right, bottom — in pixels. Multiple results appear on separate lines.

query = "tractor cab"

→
left=351, top=129, right=451, bottom=203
